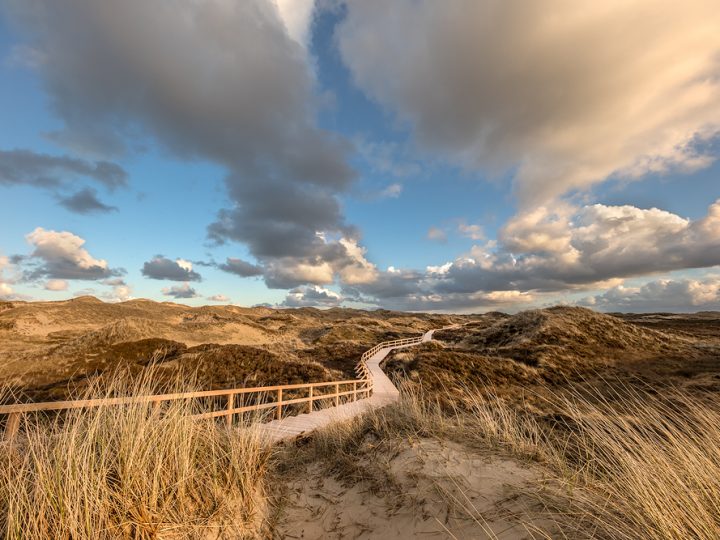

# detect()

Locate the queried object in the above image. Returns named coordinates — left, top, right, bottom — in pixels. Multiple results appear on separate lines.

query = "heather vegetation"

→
left=0, top=302, right=719, bottom=538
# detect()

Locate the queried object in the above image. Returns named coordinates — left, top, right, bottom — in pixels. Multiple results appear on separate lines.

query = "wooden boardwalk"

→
left=259, top=329, right=436, bottom=443
left=0, top=328, right=446, bottom=443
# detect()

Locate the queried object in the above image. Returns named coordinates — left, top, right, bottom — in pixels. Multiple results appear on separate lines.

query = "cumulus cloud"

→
left=141, top=256, right=201, bottom=281
left=161, top=283, right=198, bottom=299
left=58, top=188, right=117, bottom=214
left=101, top=278, right=132, bottom=302
left=5, top=0, right=362, bottom=290
left=282, top=285, right=342, bottom=307
left=0, top=283, right=12, bottom=297
left=207, top=294, right=229, bottom=302
left=336, top=238, right=378, bottom=285
left=345, top=200, right=720, bottom=311
left=343, top=266, right=534, bottom=311
left=262, top=236, right=377, bottom=289
left=217, top=258, right=263, bottom=278
left=338, top=0, right=720, bottom=204
left=44, top=279, right=68, bottom=291
left=580, top=276, right=720, bottom=312
left=23, top=227, right=121, bottom=280
left=437, top=200, right=720, bottom=295
left=0, top=256, right=16, bottom=298
left=343, top=267, right=424, bottom=301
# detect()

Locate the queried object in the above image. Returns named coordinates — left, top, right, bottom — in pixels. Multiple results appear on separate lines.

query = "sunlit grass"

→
left=0, top=369, right=271, bottom=539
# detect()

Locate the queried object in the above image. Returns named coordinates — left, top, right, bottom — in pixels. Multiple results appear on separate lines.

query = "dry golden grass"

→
left=275, top=381, right=720, bottom=539
left=547, top=385, right=720, bottom=539
left=0, top=370, right=272, bottom=539
left=1, top=369, right=718, bottom=539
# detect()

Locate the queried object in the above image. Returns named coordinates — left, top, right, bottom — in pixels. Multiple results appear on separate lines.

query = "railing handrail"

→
left=0, top=328, right=435, bottom=440
left=0, top=378, right=369, bottom=415
left=360, top=335, right=424, bottom=361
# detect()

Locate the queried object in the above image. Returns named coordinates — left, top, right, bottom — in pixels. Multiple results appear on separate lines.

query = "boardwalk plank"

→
left=257, top=329, right=437, bottom=443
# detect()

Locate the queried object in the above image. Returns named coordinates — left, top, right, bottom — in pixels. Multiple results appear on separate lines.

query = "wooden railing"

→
left=0, top=331, right=430, bottom=442
left=360, top=335, right=426, bottom=364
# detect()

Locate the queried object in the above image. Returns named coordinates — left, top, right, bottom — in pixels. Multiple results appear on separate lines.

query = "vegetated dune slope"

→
left=0, top=296, right=461, bottom=401
left=388, top=306, right=720, bottom=404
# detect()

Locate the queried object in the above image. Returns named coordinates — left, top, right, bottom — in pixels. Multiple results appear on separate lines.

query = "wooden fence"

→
left=0, top=332, right=428, bottom=442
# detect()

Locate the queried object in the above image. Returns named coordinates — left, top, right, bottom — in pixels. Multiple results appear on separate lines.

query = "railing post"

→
left=3, top=413, right=20, bottom=442
left=353, top=381, right=357, bottom=401
left=226, top=393, right=234, bottom=428
left=334, top=383, right=340, bottom=407
left=276, top=388, right=283, bottom=420
left=307, top=386, right=313, bottom=413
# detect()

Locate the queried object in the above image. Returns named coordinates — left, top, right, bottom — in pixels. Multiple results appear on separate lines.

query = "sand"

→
left=274, top=439, right=555, bottom=539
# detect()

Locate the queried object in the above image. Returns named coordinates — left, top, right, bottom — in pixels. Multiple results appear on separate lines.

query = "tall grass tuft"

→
left=0, top=368, right=271, bottom=539
left=291, top=380, right=720, bottom=539
left=549, top=386, right=720, bottom=539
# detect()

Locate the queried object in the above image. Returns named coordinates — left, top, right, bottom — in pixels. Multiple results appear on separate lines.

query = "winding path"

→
left=259, top=329, right=437, bottom=443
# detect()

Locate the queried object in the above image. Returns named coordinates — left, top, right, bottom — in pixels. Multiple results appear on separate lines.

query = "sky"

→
left=0, top=0, right=719, bottom=313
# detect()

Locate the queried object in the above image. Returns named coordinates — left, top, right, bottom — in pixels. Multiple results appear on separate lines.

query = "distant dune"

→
left=0, top=297, right=460, bottom=401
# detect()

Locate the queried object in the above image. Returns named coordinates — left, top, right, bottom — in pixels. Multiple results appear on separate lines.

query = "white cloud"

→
left=44, top=279, right=68, bottom=291
left=337, top=238, right=378, bottom=285
left=103, top=285, right=132, bottom=302
left=0, top=256, right=17, bottom=298
left=175, top=259, right=193, bottom=273
left=426, top=262, right=452, bottom=276
left=580, top=275, right=720, bottom=312
left=282, top=284, right=342, bottom=307
left=101, top=278, right=132, bottom=302
left=265, top=259, right=334, bottom=288
left=345, top=199, right=720, bottom=311
left=274, top=0, right=316, bottom=49
left=208, top=294, right=230, bottom=302
left=262, top=235, right=377, bottom=288
left=24, top=227, right=117, bottom=280
left=440, top=199, right=720, bottom=294
left=338, top=0, right=720, bottom=205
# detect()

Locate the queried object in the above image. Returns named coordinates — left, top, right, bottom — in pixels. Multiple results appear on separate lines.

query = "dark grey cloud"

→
left=217, top=257, right=263, bottom=278
left=58, top=187, right=117, bottom=214
left=579, top=276, right=720, bottom=313
left=343, top=268, right=424, bottom=300
left=208, top=176, right=353, bottom=261
left=282, top=285, right=342, bottom=307
left=6, top=0, right=358, bottom=287
left=343, top=268, right=533, bottom=312
left=0, top=149, right=127, bottom=190
left=23, top=227, right=123, bottom=280
left=161, top=283, right=198, bottom=299
left=141, top=256, right=201, bottom=282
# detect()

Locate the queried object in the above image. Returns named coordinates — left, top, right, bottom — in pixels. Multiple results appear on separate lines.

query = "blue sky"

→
left=1, top=1, right=719, bottom=312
